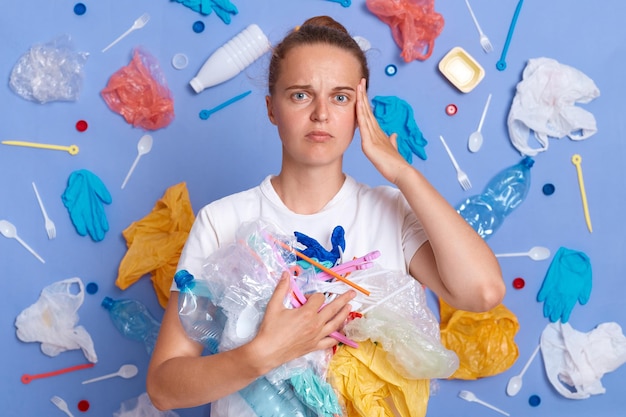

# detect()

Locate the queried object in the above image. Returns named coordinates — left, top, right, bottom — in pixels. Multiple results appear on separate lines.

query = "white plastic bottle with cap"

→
left=189, top=24, right=271, bottom=93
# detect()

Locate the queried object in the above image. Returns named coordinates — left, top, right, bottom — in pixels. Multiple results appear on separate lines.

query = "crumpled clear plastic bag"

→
left=366, top=0, right=444, bottom=62
left=15, top=277, right=98, bottom=363
left=439, top=298, right=519, bottom=379
left=187, top=219, right=338, bottom=416
left=114, top=392, right=180, bottom=417
left=9, top=34, right=88, bottom=103
left=342, top=267, right=458, bottom=379
left=101, top=48, right=175, bottom=130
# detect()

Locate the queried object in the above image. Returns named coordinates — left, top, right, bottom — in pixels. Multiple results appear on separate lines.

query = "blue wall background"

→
left=1, top=1, right=625, bottom=416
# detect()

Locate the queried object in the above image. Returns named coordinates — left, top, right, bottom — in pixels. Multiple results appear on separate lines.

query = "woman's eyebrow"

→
left=284, top=85, right=356, bottom=92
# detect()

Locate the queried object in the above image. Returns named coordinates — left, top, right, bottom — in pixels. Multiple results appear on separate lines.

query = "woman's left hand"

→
left=356, top=78, right=409, bottom=184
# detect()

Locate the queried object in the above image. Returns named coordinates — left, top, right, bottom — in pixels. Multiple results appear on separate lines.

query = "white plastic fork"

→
left=439, top=135, right=472, bottom=190
left=102, top=13, right=150, bottom=53
left=458, top=390, right=509, bottom=416
left=464, top=0, right=493, bottom=53
left=51, top=395, right=75, bottom=417
left=32, top=182, right=56, bottom=239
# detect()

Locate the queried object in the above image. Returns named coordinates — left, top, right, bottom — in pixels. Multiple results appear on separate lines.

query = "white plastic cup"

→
left=189, top=24, right=271, bottom=93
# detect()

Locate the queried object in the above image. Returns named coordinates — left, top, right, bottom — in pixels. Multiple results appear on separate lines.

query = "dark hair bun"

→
left=301, top=16, right=349, bottom=35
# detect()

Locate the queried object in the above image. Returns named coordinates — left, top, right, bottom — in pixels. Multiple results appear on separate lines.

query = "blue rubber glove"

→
left=371, top=95, right=428, bottom=164
left=62, top=169, right=112, bottom=242
left=537, top=247, right=592, bottom=323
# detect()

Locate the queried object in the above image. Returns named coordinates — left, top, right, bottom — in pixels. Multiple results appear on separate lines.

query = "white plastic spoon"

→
left=506, top=344, right=540, bottom=396
left=495, top=246, right=550, bottom=261
left=121, top=134, right=153, bottom=189
left=82, top=364, right=138, bottom=384
left=468, top=93, right=492, bottom=152
left=0, top=219, right=45, bottom=263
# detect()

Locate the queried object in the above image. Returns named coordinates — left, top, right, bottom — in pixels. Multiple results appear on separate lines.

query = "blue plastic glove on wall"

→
left=62, top=169, right=112, bottom=242
left=537, top=247, right=592, bottom=323
left=371, top=95, right=428, bottom=164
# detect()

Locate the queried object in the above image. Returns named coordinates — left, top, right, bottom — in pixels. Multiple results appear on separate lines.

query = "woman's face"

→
left=266, top=43, right=363, bottom=169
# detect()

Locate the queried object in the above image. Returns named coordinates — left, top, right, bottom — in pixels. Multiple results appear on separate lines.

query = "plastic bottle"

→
left=239, top=377, right=314, bottom=417
left=189, top=24, right=271, bottom=93
left=174, top=270, right=225, bottom=355
left=101, top=296, right=161, bottom=355
left=456, top=156, right=534, bottom=239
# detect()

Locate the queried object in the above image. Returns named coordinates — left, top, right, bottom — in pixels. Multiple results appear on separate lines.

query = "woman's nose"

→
left=310, top=98, right=328, bottom=122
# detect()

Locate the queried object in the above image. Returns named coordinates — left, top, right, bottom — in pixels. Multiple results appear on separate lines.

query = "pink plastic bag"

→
left=366, top=0, right=444, bottom=62
left=101, top=48, right=175, bottom=130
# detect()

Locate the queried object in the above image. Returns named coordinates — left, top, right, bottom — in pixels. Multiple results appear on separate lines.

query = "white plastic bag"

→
left=15, top=277, right=97, bottom=362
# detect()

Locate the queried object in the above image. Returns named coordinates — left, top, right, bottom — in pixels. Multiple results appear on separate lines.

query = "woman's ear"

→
left=266, top=95, right=277, bottom=125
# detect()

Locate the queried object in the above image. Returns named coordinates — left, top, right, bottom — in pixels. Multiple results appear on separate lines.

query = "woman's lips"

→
left=306, top=130, right=332, bottom=142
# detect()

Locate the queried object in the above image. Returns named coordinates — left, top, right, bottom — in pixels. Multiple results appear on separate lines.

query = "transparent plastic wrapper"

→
left=177, top=219, right=340, bottom=417
left=9, top=34, right=88, bottom=103
left=101, top=48, right=175, bottom=130
left=342, top=267, right=459, bottom=379
left=366, top=0, right=444, bottom=62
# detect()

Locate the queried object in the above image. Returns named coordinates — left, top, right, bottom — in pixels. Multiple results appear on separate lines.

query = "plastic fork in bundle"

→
left=315, top=250, right=381, bottom=282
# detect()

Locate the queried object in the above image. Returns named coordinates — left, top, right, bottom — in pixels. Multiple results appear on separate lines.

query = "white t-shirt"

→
left=174, top=174, right=427, bottom=289
left=173, top=175, right=428, bottom=416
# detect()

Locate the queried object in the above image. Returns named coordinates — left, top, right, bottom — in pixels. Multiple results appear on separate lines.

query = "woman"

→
left=147, top=15, right=504, bottom=414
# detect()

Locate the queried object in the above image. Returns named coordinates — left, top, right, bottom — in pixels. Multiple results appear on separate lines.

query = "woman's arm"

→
left=355, top=79, right=504, bottom=312
left=147, top=274, right=355, bottom=410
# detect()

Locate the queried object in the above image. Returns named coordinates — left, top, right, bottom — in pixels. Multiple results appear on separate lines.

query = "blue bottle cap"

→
left=528, top=394, right=541, bottom=407
left=74, top=3, right=86, bottom=15
left=192, top=21, right=205, bottom=33
left=101, top=296, right=114, bottom=309
left=385, top=64, right=397, bottom=76
left=86, top=282, right=99, bottom=294
left=542, top=183, right=555, bottom=195
left=174, top=269, right=195, bottom=289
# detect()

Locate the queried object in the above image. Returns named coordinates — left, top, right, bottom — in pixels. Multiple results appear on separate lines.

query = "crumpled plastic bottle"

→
left=456, top=156, right=534, bottom=239
left=101, top=296, right=161, bottom=355
left=175, top=270, right=226, bottom=354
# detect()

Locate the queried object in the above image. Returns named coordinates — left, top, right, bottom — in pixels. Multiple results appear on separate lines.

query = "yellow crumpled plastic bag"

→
left=116, top=182, right=195, bottom=308
left=439, top=298, right=520, bottom=380
left=328, top=339, right=430, bottom=417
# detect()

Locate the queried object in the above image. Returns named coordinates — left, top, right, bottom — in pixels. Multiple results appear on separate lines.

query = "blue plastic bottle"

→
left=101, top=296, right=161, bottom=355
left=174, top=270, right=225, bottom=355
left=239, top=377, right=315, bottom=417
left=456, top=156, right=534, bottom=239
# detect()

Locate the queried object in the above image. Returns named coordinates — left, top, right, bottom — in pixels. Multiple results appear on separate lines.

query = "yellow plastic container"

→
left=438, top=46, right=485, bottom=93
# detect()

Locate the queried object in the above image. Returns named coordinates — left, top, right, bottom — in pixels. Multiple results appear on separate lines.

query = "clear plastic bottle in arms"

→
left=101, top=296, right=161, bottom=355
left=456, top=156, right=535, bottom=239
left=175, top=270, right=225, bottom=354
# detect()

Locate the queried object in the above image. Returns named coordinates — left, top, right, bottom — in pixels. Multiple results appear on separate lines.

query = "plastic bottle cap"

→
left=445, top=104, right=458, bottom=116
left=192, top=21, right=205, bottom=33
left=101, top=296, right=113, bottom=309
left=75, top=120, right=88, bottom=132
left=78, top=400, right=90, bottom=412
left=86, top=282, right=99, bottom=294
left=542, top=183, right=555, bottom=195
left=385, top=64, right=397, bottom=76
left=74, top=3, right=86, bottom=15
left=172, top=53, right=189, bottom=70
left=528, top=394, right=541, bottom=407
left=513, top=277, right=525, bottom=289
